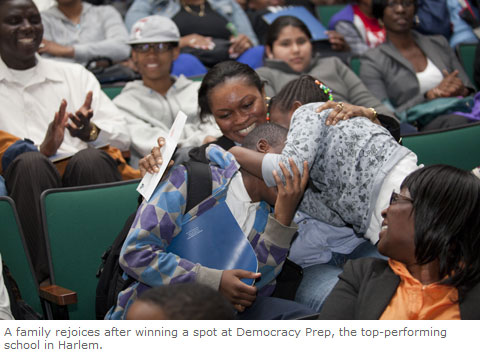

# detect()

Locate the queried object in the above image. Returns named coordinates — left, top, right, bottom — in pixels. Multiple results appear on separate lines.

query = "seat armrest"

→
left=39, top=285, right=78, bottom=306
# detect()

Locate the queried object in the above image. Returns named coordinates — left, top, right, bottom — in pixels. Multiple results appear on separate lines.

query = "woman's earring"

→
left=378, top=19, right=384, bottom=28
left=414, top=15, right=420, bottom=26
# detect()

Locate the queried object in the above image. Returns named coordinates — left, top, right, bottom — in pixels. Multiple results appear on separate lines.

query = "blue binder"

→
left=167, top=201, right=258, bottom=285
left=262, top=6, right=328, bottom=41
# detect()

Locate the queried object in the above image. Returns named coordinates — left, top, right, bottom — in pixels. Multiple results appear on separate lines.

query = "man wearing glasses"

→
left=113, top=15, right=221, bottom=167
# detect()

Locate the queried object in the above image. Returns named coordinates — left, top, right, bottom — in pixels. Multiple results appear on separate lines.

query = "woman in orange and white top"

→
left=319, top=164, right=480, bottom=320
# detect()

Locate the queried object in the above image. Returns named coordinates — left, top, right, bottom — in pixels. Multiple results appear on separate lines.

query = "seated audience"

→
left=319, top=165, right=480, bottom=319
left=126, top=283, right=235, bottom=319
left=113, top=16, right=221, bottom=167
left=447, top=0, right=479, bottom=48
left=328, top=0, right=385, bottom=55
left=106, top=123, right=313, bottom=319
left=40, top=0, right=130, bottom=65
left=124, top=0, right=260, bottom=67
left=229, top=75, right=418, bottom=311
left=0, top=253, right=14, bottom=320
left=256, top=16, right=396, bottom=119
left=0, top=0, right=137, bottom=283
left=360, top=0, right=474, bottom=131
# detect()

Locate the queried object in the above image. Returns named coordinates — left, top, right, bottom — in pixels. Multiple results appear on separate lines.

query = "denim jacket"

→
left=125, top=0, right=258, bottom=45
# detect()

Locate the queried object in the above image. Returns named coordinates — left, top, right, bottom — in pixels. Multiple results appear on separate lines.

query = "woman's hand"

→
left=426, top=70, right=469, bottom=99
left=325, top=30, right=350, bottom=52
left=315, top=101, right=379, bottom=125
left=273, top=159, right=309, bottom=226
left=138, top=137, right=168, bottom=177
left=180, top=34, right=214, bottom=50
left=38, top=39, right=74, bottom=58
left=229, top=34, right=252, bottom=58
left=219, top=269, right=260, bottom=309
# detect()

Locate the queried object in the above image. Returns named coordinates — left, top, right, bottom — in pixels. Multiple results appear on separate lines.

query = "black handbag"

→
left=86, top=57, right=140, bottom=84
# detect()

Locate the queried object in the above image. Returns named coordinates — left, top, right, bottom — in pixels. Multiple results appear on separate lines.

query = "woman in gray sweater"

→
left=256, top=16, right=394, bottom=121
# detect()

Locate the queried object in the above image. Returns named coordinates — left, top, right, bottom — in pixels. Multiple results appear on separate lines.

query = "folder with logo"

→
left=167, top=201, right=258, bottom=285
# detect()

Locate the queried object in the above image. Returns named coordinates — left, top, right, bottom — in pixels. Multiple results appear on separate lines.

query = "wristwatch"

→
left=88, top=123, right=99, bottom=142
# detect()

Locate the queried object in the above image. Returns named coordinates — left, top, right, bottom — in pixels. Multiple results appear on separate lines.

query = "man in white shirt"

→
left=0, top=0, right=136, bottom=283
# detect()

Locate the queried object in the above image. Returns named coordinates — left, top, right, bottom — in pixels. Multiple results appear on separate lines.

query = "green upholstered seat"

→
left=315, top=5, right=346, bottom=27
left=402, top=122, right=480, bottom=171
left=456, top=43, right=477, bottom=87
left=0, top=197, right=43, bottom=316
left=40, top=179, right=140, bottom=319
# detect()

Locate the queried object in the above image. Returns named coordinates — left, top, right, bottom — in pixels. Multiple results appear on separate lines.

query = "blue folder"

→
left=262, top=6, right=328, bottom=41
left=167, top=201, right=258, bottom=285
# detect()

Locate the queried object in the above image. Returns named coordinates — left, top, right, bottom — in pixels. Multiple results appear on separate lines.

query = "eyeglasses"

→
left=389, top=191, right=413, bottom=205
left=132, top=43, right=175, bottom=53
left=386, top=0, right=415, bottom=8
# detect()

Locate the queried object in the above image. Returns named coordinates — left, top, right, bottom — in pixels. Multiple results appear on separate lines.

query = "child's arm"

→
left=120, top=164, right=261, bottom=310
left=252, top=160, right=309, bottom=292
left=230, top=106, right=324, bottom=186
left=228, top=145, right=265, bottom=178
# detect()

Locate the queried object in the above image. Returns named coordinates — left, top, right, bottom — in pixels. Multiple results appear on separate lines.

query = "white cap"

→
left=128, top=15, right=180, bottom=45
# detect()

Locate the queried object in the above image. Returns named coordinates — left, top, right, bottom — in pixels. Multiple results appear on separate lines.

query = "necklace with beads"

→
left=182, top=1, right=205, bottom=16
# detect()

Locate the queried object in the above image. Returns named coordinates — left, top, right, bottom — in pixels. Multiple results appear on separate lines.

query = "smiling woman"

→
left=188, top=60, right=268, bottom=160
left=319, top=165, right=480, bottom=320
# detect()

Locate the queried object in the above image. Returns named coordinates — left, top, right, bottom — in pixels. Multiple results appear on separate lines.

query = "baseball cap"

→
left=128, top=15, right=180, bottom=45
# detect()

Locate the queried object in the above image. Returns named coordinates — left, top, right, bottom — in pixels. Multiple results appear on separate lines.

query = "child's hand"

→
left=219, top=269, right=260, bottom=308
left=273, top=159, right=309, bottom=226
left=138, top=137, right=170, bottom=177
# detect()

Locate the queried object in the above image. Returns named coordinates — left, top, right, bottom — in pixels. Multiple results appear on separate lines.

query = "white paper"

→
left=136, top=111, right=188, bottom=201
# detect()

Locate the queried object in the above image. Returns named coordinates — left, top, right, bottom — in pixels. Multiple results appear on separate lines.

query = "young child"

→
left=231, top=74, right=418, bottom=245
left=106, top=124, right=312, bottom=319
left=229, top=75, right=420, bottom=311
left=126, top=283, right=235, bottom=320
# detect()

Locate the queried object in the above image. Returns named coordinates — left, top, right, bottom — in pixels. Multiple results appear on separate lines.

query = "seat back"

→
left=456, top=43, right=477, bottom=86
left=402, top=122, right=480, bottom=170
left=315, top=5, right=346, bottom=27
left=349, top=56, right=361, bottom=76
left=40, top=179, right=140, bottom=319
left=101, top=85, right=124, bottom=100
left=0, top=197, right=42, bottom=315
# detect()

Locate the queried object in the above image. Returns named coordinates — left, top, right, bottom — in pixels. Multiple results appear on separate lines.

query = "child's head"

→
left=126, top=283, right=235, bottom=320
left=240, top=123, right=289, bottom=206
left=269, top=75, right=332, bottom=129
left=242, top=122, right=288, bottom=154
